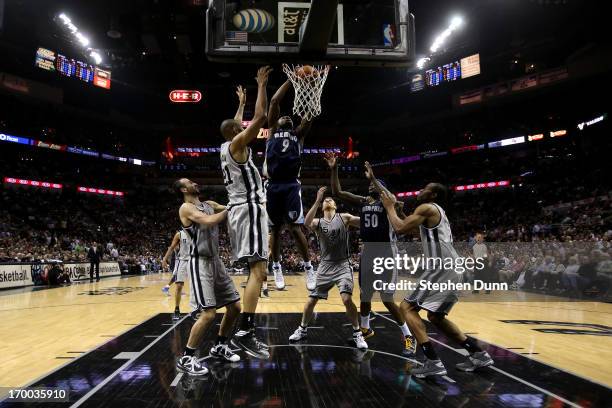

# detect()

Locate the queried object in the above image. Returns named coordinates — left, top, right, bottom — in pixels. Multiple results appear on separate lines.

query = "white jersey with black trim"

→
left=220, top=141, right=266, bottom=206
left=178, top=229, right=190, bottom=261
left=419, top=203, right=458, bottom=260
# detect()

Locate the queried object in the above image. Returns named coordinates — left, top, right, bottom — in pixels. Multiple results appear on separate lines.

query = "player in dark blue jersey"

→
left=264, top=80, right=316, bottom=291
left=325, top=152, right=416, bottom=356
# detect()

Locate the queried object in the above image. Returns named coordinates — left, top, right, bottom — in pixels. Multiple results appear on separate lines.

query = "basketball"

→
left=296, top=65, right=317, bottom=78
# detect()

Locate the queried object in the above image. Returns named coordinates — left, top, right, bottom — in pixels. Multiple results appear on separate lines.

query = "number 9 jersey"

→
left=263, top=129, right=302, bottom=183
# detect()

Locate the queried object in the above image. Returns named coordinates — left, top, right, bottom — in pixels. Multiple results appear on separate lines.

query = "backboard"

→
left=206, top=0, right=415, bottom=67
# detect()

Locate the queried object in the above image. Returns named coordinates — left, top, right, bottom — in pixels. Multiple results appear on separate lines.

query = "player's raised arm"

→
left=381, top=190, right=433, bottom=234
left=364, top=161, right=392, bottom=196
left=230, top=66, right=272, bottom=155
left=325, top=152, right=365, bottom=205
left=180, top=202, right=228, bottom=227
left=268, top=80, right=291, bottom=133
left=233, top=85, right=246, bottom=123
left=304, top=186, right=326, bottom=230
left=161, top=232, right=180, bottom=270
left=296, top=118, right=312, bottom=144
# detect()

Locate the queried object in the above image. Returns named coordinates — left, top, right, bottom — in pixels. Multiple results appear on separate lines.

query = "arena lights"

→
left=549, top=129, right=567, bottom=138
left=528, top=134, right=544, bottom=141
left=416, top=57, right=431, bottom=69
left=577, top=114, right=606, bottom=130
left=487, top=136, right=525, bottom=149
left=454, top=180, right=510, bottom=191
left=396, top=180, right=510, bottom=197
left=0, top=133, right=30, bottom=145
left=450, top=144, right=485, bottom=154
left=56, top=13, right=103, bottom=64
left=396, top=190, right=420, bottom=198
left=77, top=186, right=124, bottom=197
left=4, top=177, right=62, bottom=190
left=430, top=16, right=464, bottom=53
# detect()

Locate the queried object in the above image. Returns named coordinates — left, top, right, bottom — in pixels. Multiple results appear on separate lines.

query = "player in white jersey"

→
left=381, top=183, right=494, bottom=378
left=174, top=178, right=242, bottom=376
left=161, top=230, right=191, bottom=319
left=218, top=66, right=272, bottom=359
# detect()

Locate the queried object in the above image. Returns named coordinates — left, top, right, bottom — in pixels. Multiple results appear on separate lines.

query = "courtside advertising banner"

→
left=0, top=264, right=33, bottom=289
left=62, top=261, right=121, bottom=281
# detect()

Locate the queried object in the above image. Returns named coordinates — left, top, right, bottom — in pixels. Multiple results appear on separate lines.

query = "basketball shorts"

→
left=172, top=259, right=189, bottom=283
left=227, top=202, right=269, bottom=263
left=405, top=268, right=460, bottom=315
left=359, top=243, right=398, bottom=302
left=189, top=255, right=240, bottom=310
left=310, top=260, right=354, bottom=300
left=265, top=181, right=304, bottom=226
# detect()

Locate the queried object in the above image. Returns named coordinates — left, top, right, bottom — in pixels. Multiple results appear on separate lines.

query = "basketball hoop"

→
left=282, top=64, right=330, bottom=121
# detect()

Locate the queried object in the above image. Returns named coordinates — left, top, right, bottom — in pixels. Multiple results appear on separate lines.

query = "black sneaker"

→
left=176, top=355, right=208, bottom=376
left=261, top=288, right=269, bottom=298
left=360, top=327, right=375, bottom=339
left=173, top=310, right=181, bottom=321
left=230, top=330, right=270, bottom=359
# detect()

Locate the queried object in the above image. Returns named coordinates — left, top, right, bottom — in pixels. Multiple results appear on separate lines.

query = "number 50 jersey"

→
left=263, top=129, right=302, bottom=183
left=360, top=199, right=396, bottom=243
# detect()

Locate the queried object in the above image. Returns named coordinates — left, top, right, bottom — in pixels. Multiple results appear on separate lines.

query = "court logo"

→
left=78, top=286, right=145, bottom=296
left=500, top=320, right=612, bottom=336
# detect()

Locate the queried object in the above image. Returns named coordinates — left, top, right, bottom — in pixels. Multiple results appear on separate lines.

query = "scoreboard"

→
left=35, top=47, right=111, bottom=90
left=423, top=53, right=480, bottom=88
left=425, top=61, right=461, bottom=86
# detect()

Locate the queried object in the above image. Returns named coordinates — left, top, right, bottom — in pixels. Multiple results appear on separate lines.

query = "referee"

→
left=472, top=232, right=489, bottom=293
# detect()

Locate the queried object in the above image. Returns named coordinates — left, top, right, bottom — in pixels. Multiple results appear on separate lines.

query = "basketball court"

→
left=1, top=274, right=610, bottom=406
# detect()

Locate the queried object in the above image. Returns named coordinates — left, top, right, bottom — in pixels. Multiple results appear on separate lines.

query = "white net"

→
left=282, top=64, right=330, bottom=121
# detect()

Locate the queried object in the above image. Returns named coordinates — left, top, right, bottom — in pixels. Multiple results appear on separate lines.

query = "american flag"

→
left=226, top=31, right=248, bottom=43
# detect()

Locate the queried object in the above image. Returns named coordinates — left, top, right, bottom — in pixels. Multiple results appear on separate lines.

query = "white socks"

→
left=360, top=314, right=370, bottom=329
left=272, top=261, right=281, bottom=269
left=399, top=322, right=412, bottom=337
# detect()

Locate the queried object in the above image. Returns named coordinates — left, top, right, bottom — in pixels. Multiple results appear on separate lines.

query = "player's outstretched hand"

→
left=256, top=66, right=273, bottom=85
left=380, top=190, right=397, bottom=209
left=364, top=161, right=374, bottom=180
left=324, top=152, right=337, bottom=168
left=316, top=186, right=327, bottom=202
left=236, top=85, right=246, bottom=105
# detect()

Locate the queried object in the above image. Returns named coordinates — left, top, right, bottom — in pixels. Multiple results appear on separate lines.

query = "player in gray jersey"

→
left=173, top=178, right=242, bottom=376
left=288, top=187, right=368, bottom=350
left=381, top=183, right=493, bottom=378
left=218, top=66, right=272, bottom=359
left=161, top=230, right=192, bottom=320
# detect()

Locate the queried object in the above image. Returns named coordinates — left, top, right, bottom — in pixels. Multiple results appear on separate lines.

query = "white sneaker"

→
left=305, top=265, right=316, bottom=291
left=273, top=264, right=285, bottom=290
left=353, top=331, right=368, bottom=350
left=289, top=326, right=308, bottom=342
left=176, top=355, right=208, bottom=376
left=210, top=343, right=241, bottom=362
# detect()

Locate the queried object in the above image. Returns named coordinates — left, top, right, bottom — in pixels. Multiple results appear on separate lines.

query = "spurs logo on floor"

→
left=500, top=320, right=612, bottom=336
left=78, top=286, right=145, bottom=296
